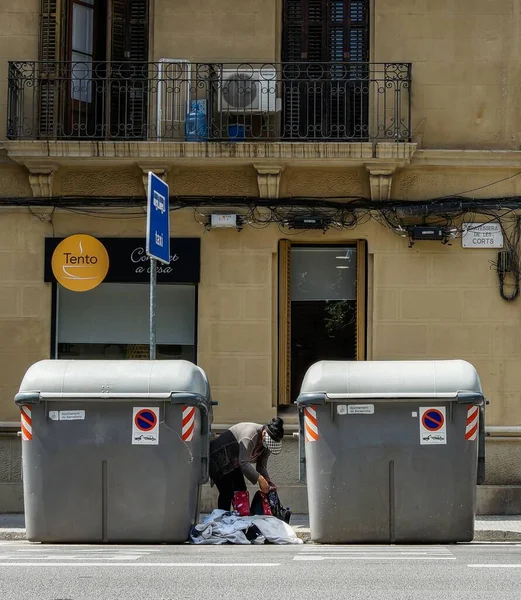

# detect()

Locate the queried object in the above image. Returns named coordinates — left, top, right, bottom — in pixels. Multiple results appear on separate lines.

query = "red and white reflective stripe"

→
left=465, top=405, right=479, bottom=441
left=20, top=406, right=32, bottom=441
left=181, top=406, right=196, bottom=442
left=304, top=406, right=319, bottom=442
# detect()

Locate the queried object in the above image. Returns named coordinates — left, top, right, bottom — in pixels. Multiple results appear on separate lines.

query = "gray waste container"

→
left=296, top=360, right=486, bottom=544
left=15, top=359, right=214, bottom=543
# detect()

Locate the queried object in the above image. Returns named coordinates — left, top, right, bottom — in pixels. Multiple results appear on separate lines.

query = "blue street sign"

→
left=146, top=172, right=170, bottom=264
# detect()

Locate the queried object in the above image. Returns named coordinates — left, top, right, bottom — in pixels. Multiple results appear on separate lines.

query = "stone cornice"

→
left=410, top=149, right=521, bottom=168
left=3, top=140, right=384, bottom=166
left=5, top=141, right=520, bottom=172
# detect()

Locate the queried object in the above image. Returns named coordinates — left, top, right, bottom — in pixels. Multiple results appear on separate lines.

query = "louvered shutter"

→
left=282, top=0, right=369, bottom=139
left=38, top=0, right=63, bottom=137
left=109, top=0, right=149, bottom=138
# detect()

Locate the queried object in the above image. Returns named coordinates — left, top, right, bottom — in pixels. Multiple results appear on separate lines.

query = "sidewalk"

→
left=2, top=514, right=521, bottom=543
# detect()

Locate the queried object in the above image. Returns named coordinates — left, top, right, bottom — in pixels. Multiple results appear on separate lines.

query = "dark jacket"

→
left=209, top=422, right=270, bottom=485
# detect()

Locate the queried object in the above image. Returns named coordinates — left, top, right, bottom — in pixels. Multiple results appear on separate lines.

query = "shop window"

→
left=55, top=283, right=196, bottom=361
left=278, top=241, right=366, bottom=404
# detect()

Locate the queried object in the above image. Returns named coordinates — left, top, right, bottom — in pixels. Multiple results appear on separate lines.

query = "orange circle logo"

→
left=51, top=234, right=109, bottom=292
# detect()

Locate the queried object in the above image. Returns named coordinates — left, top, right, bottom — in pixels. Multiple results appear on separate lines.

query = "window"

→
left=39, top=0, right=149, bottom=138
left=70, top=0, right=94, bottom=103
left=56, top=283, right=196, bottom=361
left=281, top=0, right=370, bottom=139
left=282, top=0, right=369, bottom=63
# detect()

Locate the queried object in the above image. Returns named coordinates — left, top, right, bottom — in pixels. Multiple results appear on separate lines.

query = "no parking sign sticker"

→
left=132, top=407, right=160, bottom=445
left=419, top=407, right=447, bottom=445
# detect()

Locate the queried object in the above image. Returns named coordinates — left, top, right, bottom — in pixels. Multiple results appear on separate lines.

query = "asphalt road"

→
left=1, top=541, right=521, bottom=600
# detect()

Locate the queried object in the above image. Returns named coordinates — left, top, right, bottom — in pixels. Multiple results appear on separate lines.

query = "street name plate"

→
left=462, top=222, right=503, bottom=248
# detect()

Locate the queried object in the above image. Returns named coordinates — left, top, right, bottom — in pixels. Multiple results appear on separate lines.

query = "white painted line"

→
left=0, top=543, right=163, bottom=548
left=299, top=548, right=451, bottom=552
left=299, top=550, right=452, bottom=555
left=300, top=545, right=448, bottom=548
left=0, top=562, right=281, bottom=567
left=12, top=549, right=160, bottom=553
left=294, top=556, right=456, bottom=561
left=468, top=564, right=521, bottom=568
left=0, top=556, right=141, bottom=560
left=466, top=543, right=521, bottom=547
left=297, top=554, right=452, bottom=557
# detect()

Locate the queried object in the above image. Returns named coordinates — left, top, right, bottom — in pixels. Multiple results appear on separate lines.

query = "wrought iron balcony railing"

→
left=7, top=61, right=411, bottom=142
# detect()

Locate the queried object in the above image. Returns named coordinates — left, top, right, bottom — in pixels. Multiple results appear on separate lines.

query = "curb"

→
left=474, top=530, right=521, bottom=542
left=0, top=530, right=26, bottom=541
left=294, top=529, right=521, bottom=544
left=1, top=529, right=521, bottom=544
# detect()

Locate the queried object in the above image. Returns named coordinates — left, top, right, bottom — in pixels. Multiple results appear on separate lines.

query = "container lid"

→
left=298, top=360, right=483, bottom=400
left=16, top=359, right=210, bottom=400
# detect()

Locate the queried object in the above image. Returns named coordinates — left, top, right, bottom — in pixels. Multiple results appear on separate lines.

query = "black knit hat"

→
left=265, top=417, right=284, bottom=443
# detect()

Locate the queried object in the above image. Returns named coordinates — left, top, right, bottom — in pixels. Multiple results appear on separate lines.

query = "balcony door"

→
left=39, top=0, right=149, bottom=139
left=281, top=0, right=370, bottom=140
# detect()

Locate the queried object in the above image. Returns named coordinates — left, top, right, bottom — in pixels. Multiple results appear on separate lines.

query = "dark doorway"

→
left=290, top=246, right=358, bottom=402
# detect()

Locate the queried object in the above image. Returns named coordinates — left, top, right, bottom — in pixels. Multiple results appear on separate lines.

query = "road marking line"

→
left=468, top=564, right=521, bottom=568
left=465, top=543, right=521, bottom=547
left=297, top=553, right=453, bottom=557
left=0, top=556, right=141, bottom=560
left=299, top=550, right=452, bottom=553
left=294, top=556, right=456, bottom=561
left=0, top=562, right=281, bottom=567
left=13, top=545, right=161, bottom=554
left=299, top=547, right=451, bottom=551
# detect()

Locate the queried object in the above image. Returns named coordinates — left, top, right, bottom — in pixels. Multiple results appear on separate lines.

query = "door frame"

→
left=277, top=239, right=367, bottom=405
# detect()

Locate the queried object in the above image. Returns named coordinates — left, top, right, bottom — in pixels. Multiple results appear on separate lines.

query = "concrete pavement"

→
left=2, top=513, right=521, bottom=542
left=2, top=541, right=521, bottom=600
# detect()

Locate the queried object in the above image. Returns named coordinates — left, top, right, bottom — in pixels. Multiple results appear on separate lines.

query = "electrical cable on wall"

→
left=4, top=193, right=521, bottom=301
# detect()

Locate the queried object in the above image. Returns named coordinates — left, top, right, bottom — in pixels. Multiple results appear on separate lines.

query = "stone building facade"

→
left=1, top=0, right=521, bottom=512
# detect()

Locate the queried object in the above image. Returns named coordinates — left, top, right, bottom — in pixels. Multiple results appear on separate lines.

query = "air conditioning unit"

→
left=218, top=68, right=280, bottom=113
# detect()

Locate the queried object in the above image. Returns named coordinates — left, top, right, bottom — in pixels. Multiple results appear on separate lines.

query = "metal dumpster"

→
left=15, top=359, right=214, bottom=543
left=296, top=360, right=486, bottom=544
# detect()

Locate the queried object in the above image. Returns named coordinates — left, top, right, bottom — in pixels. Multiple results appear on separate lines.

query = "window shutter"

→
left=109, top=0, right=149, bottom=138
left=282, top=0, right=327, bottom=62
left=283, top=1, right=370, bottom=62
left=327, top=1, right=369, bottom=63
left=282, top=1, right=370, bottom=139
left=38, top=0, right=63, bottom=137
left=282, top=0, right=304, bottom=62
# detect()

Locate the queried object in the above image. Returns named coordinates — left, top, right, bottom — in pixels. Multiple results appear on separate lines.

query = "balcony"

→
left=7, top=61, right=411, bottom=143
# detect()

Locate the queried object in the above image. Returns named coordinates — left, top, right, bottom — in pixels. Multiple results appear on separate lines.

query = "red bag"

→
left=232, top=491, right=251, bottom=516
left=250, top=491, right=273, bottom=516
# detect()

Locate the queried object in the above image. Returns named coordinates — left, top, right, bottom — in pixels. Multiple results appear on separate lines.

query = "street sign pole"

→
left=146, top=172, right=170, bottom=360
left=149, top=257, right=157, bottom=360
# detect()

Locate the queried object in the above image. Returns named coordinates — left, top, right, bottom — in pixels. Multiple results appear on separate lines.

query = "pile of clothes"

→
left=190, top=510, right=302, bottom=545
left=190, top=489, right=301, bottom=545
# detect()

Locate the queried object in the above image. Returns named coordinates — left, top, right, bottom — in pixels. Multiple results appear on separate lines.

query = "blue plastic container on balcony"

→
left=185, top=100, right=208, bottom=142
left=228, top=124, right=245, bottom=141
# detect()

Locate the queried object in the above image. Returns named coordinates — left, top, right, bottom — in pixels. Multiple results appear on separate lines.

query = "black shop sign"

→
left=44, top=237, right=200, bottom=284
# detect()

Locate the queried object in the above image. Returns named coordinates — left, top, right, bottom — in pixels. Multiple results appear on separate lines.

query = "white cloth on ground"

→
left=190, top=509, right=303, bottom=545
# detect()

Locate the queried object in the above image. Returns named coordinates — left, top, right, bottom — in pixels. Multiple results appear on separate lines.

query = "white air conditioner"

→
left=218, top=68, right=281, bottom=113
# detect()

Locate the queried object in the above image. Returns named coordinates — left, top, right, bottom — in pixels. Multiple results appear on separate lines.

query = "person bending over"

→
left=208, top=417, right=284, bottom=515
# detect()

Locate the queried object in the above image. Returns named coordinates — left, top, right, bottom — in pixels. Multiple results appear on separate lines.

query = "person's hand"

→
left=258, top=475, right=270, bottom=494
